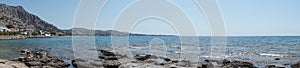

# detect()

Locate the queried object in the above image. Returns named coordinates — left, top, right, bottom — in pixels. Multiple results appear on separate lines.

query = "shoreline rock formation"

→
left=13, top=49, right=70, bottom=68
left=0, top=59, right=28, bottom=68
left=0, top=35, right=55, bottom=40
left=1, top=49, right=299, bottom=68
left=72, top=49, right=258, bottom=68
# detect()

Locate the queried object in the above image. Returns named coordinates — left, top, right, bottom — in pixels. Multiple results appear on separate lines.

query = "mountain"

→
left=62, top=28, right=171, bottom=36
left=63, top=28, right=140, bottom=36
left=0, top=4, right=60, bottom=32
left=0, top=4, right=173, bottom=36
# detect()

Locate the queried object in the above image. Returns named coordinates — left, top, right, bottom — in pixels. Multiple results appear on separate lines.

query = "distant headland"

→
left=0, top=4, right=173, bottom=40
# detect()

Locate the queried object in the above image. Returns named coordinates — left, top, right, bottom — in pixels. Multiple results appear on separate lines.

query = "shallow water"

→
left=0, top=36, right=299, bottom=67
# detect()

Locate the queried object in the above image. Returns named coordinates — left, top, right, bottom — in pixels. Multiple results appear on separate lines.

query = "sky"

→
left=1, top=0, right=300, bottom=36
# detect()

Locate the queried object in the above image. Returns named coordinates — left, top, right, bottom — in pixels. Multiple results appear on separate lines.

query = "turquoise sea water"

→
left=0, top=36, right=300, bottom=67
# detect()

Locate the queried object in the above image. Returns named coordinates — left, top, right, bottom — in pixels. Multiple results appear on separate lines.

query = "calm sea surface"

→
left=0, top=36, right=300, bottom=67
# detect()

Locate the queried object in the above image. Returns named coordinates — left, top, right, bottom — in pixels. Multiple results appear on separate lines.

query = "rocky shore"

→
left=0, top=35, right=54, bottom=40
left=1, top=49, right=300, bottom=68
left=0, top=59, right=28, bottom=68
left=1, top=49, right=69, bottom=68
left=71, top=49, right=259, bottom=68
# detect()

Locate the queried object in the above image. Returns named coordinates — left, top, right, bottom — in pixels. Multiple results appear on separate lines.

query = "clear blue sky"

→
left=1, top=0, right=300, bottom=36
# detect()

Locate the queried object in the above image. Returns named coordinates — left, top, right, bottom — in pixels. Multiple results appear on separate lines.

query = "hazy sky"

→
left=1, top=0, right=300, bottom=36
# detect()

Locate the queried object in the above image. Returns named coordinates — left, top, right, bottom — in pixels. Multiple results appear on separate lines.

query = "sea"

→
left=0, top=36, right=300, bottom=67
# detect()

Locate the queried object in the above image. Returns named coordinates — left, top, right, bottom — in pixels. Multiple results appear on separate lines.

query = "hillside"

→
left=0, top=4, right=60, bottom=32
left=62, top=28, right=173, bottom=36
left=0, top=4, right=173, bottom=36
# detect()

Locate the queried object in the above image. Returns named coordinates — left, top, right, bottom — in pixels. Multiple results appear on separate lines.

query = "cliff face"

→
left=0, top=4, right=60, bottom=32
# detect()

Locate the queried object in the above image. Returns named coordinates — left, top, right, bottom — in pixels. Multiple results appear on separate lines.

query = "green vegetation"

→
left=31, top=32, right=39, bottom=35
left=0, top=31, right=19, bottom=35
left=50, top=32, right=56, bottom=35
left=5, top=24, right=14, bottom=29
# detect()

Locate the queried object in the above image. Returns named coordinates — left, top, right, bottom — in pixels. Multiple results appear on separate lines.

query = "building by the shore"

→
left=0, top=26, right=10, bottom=32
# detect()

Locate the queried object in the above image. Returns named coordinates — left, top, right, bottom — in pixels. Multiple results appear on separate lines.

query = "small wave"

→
left=130, top=46, right=147, bottom=49
left=230, top=52, right=260, bottom=56
left=259, top=53, right=296, bottom=57
left=259, top=53, right=281, bottom=57
left=230, top=52, right=297, bottom=57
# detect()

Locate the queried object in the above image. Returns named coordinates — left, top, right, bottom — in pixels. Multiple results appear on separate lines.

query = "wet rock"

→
left=72, top=59, right=96, bottom=68
left=231, top=61, right=256, bottom=68
left=71, top=59, right=79, bottom=68
left=266, top=65, right=285, bottom=68
left=222, top=59, right=231, bottom=65
left=71, top=49, right=260, bottom=68
left=98, top=50, right=127, bottom=61
left=15, top=49, right=70, bottom=68
left=20, top=49, right=31, bottom=55
left=173, top=60, right=192, bottom=67
left=99, top=50, right=116, bottom=56
left=103, top=60, right=121, bottom=68
left=99, top=55, right=118, bottom=60
left=266, top=65, right=276, bottom=68
left=275, top=58, right=280, bottom=60
left=134, top=54, right=151, bottom=61
left=48, top=61, right=70, bottom=68
left=201, top=62, right=214, bottom=68
left=90, top=61, right=103, bottom=67
left=171, top=60, right=179, bottom=63
left=24, top=61, right=42, bottom=66
left=170, top=67, right=177, bottom=68
left=146, top=58, right=170, bottom=66
left=0, top=59, right=28, bottom=68
left=163, top=57, right=171, bottom=62
left=204, top=59, right=210, bottom=62
left=291, top=61, right=300, bottom=68
left=119, top=63, right=164, bottom=68
left=221, top=60, right=257, bottom=68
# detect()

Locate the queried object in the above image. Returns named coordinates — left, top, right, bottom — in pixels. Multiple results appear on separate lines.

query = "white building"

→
left=44, top=34, right=51, bottom=36
left=20, top=32, right=28, bottom=35
left=0, top=26, right=10, bottom=32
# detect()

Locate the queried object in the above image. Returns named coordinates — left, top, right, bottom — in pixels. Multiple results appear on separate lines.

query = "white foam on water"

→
left=259, top=53, right=282, bottom=57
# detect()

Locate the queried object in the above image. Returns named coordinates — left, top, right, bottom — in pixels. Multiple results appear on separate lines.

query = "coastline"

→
left=1, top=36, right=300, bottom=68
left=1, top=49, right=299, bottom=68
left=0, top=35, right=55, bottom=40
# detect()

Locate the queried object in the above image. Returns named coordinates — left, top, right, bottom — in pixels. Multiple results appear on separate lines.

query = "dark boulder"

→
left=71, top=58, right=96, bottom=68
left=99, top=50, right=116, bottom=56
left=291, top=61, right=300, bottom=68
left=15, top=49, right=70, bottom=68
left=134, top=54, right=152, bottom=61
left=221, top=60, right=257, bottom=68
left=90, top=61, right=103, bottom=67
left=99, top=55, right=118, bottom=60
left=266, top=65, right=285, bottom=68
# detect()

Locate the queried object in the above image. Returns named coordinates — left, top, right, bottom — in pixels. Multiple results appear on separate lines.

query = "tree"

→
left=6, top=24, right=14, bottom=29
left=50, top=32, right=56, bottom=35
left=31, top=32, right=39, bottom=35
